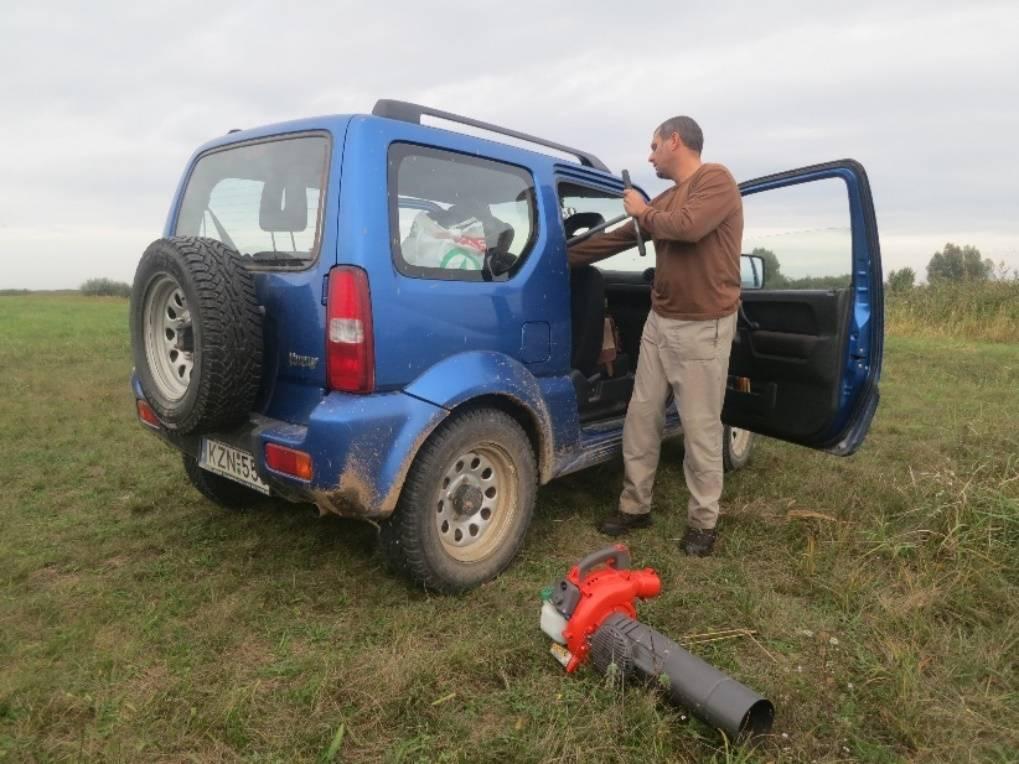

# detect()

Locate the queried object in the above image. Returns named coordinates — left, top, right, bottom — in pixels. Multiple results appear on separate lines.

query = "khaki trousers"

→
left=618, top=310, right=738, bottom=530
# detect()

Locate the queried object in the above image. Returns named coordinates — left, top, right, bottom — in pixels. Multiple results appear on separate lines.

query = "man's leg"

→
left=662, top=313, right=737, bottom=533
left=601, top=313, right=671, bottom=534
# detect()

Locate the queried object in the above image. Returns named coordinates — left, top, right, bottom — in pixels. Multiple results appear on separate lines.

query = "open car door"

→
left=724, top=159, right=883, bottom=455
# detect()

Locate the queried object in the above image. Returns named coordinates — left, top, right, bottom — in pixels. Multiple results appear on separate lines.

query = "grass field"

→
left=1, top=294, right=1016, bottom=762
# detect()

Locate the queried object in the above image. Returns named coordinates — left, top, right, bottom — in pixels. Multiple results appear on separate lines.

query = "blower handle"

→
left=576, top=544, right=631, bottom=581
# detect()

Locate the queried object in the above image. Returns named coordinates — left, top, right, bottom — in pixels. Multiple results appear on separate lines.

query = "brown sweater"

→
left=568, top=163, right=744, bottom=321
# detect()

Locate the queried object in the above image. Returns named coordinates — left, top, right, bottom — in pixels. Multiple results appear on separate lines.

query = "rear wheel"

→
left=182, top=454, right=263, bottom=509
left=380, top=408, right=537, bottom=592
left=723, top=425, right=755, bottom=472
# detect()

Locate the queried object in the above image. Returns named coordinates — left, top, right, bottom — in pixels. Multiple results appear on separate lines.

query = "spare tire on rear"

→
left=130, top=236, right=263, bottom=435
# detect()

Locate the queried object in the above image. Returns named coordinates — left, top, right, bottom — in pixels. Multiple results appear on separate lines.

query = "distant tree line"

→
left=887, top=242, right=1012, bottom=292
left=81, top=278, right=131, bottom=297
left=749, top=248, right=851, bottom=289
left=751, top=242, right=1013, bottom=293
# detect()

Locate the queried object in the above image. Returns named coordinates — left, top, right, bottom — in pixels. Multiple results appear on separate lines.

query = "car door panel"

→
left=723, top=160, right=883, bottom=454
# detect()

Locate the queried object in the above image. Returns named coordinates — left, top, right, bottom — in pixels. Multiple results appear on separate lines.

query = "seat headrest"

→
left=259, top=177, right=308, bottom=233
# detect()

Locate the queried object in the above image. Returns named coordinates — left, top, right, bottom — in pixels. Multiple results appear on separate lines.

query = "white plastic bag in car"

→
left=402, top=212, right=487, bottom=270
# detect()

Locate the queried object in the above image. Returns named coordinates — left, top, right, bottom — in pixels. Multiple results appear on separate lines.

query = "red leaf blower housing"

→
left=540, top=544, right=774, bottom=742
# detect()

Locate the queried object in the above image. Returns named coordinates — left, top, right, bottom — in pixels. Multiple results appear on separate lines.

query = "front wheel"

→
left=380, top=408, right=537, bottom=593
left=722, top=425, right=756, bottom=472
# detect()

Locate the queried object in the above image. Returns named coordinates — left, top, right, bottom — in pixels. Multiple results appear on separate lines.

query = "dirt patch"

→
left=312, top=470, right=376, bottom=520
left=100, top=555, right=131, bottom=571
left=119, top=663, right=172, bottom=704
left=227, top=636, right=275, bottom=668
left=27, top=565, right=81, bottom=591
left=313, top=449, right=405, bottom=520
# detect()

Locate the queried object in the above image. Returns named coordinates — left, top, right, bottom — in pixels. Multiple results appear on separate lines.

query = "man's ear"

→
left=669, top=132, right=683, bottom=151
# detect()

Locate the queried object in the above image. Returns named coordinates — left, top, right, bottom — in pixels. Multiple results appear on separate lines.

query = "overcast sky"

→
left=1, top=0, right=1017, bottom=289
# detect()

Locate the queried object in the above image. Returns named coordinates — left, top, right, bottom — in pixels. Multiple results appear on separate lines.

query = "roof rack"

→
left=372, top=99, right=610, bottom=173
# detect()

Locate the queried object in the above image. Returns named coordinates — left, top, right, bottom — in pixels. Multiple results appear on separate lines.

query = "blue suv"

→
left=130, top=100, right=883, bottom=591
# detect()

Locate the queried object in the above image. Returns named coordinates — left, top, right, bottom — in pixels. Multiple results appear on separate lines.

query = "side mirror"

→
left=741, top=254, right=766, bottom=289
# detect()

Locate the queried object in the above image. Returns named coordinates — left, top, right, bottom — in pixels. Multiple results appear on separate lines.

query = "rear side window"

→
left=175, top=134, right=329, bottom=266
left=389, top=143, right=537, bottom=281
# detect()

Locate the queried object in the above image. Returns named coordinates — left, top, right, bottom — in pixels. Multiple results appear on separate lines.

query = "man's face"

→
left=648, top=131, right=677, bottom=179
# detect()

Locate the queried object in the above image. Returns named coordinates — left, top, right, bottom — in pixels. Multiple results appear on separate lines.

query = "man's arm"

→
left=632, top=168, right=738, bottom=243
left=567, top=223, right=639, bottom=267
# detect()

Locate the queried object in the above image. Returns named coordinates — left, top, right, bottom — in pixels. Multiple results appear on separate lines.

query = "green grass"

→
left=1, top=294, right=1017, bottom=762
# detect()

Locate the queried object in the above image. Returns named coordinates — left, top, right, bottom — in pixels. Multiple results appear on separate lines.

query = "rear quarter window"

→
left=389, top=143, right=537, bottom=281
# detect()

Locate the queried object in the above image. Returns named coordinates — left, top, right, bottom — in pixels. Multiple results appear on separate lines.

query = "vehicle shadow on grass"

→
left=533, top=440, right=685, bottom=523
left=175, top=438, right=681, bottom=599
left=180, top=494, right=379, bottom=567
left=185, top=496, right=481, bottom=600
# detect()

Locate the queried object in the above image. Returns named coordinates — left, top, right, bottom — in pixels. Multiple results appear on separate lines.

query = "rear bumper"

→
left=132, top=375, right=448, bottom=518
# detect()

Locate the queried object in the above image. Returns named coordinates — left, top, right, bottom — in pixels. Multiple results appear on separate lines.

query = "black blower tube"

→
left=590, top=613, right=774, bottom=741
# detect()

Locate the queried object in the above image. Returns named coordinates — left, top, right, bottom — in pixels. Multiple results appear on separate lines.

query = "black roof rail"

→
left=372, top=99, right=610, bottom=173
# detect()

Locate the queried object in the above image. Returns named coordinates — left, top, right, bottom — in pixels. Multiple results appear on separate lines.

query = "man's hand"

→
left=623, top=189, right=648, bottom=217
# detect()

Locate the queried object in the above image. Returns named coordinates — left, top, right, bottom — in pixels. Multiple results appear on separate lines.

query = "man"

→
left=568, top=116, right=743, bottom=557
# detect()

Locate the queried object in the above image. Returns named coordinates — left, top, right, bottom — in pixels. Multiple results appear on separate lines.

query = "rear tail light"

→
left=265, top=443, right=314, bottom=480
left=326, top=266, right=374, bottom=393
left=137, top=399, right=161, bottom=429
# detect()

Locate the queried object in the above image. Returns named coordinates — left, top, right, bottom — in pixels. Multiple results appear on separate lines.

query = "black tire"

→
left=182, top=454, right=262, bottom=509
left=380, top=408, right=537, bottom=593
left=722, top=425, right=756, bottom=472
left=130, top=237, right=262, bottom=435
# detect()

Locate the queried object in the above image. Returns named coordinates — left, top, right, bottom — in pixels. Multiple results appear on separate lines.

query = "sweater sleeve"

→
left=636, top=167, right=738, bottom=243
left=567, top=221, right=639, bottom=267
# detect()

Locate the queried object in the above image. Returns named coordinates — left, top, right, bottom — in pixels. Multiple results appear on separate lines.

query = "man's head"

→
left=648, top=116, right=703, bottom=181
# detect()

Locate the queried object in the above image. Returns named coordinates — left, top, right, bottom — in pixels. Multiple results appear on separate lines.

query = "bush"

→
left=887, top=267, right=915, bottom=292
left=81, top=278, right=131, bottom=298
left=886, top=280, right=1019, bottom=342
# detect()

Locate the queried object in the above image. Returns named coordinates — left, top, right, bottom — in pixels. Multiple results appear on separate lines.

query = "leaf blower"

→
left=539, top=544, right=774, bottom=742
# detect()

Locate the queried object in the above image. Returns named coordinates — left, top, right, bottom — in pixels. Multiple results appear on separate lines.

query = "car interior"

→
left=563, top=210, right=642, bottom=423
left=567, top=255, right=855, bottom=443
left=560, top=163, right=863, bottom=447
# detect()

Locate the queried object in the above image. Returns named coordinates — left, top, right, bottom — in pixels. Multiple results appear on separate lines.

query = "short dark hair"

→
left=656, top=116, right=703, bottom=154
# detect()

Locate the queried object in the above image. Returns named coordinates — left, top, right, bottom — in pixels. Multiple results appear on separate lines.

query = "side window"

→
left=741, top=178, right=852, bottom=290
left=558, top=183, right=653, bottom=272
left=389, top=143, right=537, bottom=281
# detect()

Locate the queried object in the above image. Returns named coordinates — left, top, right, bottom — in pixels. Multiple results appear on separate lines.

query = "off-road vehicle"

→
left=130, top=100, right=884, bottom=591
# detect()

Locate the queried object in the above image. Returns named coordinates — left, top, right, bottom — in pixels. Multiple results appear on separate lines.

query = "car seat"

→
left=443, top=202, right=516, bottom=276
left=570, top=265, right=605, bottom=377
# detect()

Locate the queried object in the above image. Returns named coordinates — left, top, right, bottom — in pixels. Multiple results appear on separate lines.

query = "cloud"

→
left=0, top=0, right=1016, bottom=287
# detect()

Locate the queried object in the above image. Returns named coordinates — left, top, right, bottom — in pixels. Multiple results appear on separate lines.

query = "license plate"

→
left=200, top=439, right=271, bottom=495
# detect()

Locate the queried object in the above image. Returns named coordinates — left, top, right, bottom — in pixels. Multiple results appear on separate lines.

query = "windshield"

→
left=174, top=134, right=329, bottom=264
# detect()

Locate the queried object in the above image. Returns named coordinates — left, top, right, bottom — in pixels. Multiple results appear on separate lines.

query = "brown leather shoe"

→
left=681, top=527, right=717, bottom=556
left=598, top=511, right=653, bottom=536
